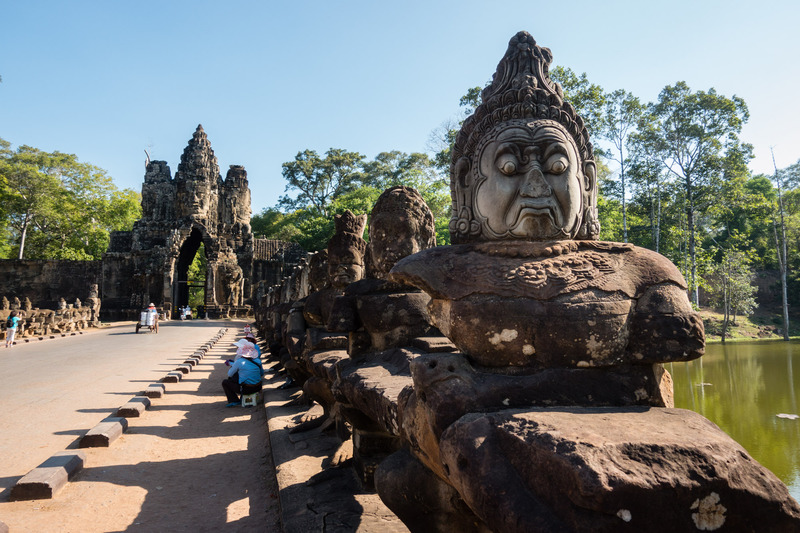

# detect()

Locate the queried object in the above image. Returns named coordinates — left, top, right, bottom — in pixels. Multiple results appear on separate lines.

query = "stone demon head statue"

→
left=449, top=31, right=599, bottom=244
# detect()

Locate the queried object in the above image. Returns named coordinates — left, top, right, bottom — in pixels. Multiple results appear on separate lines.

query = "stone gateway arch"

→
left=101, top=125, right=304, bottom=319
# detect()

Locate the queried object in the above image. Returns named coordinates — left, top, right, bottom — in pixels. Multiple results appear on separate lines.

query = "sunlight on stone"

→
left=226, top=496, right=250, bottom=522
left=222, top=415, right=252, bottom=423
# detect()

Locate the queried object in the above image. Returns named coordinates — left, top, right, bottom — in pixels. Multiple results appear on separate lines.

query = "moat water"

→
left=669, top=340, right=800, bottom=503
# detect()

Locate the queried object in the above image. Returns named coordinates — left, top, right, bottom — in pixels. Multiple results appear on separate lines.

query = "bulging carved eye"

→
left=545, top=155, right=568, bottom=175
left=497, top=156, right=518, bottom=176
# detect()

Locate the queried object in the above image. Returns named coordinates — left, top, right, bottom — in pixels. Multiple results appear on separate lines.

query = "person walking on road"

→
left=5, top=310, right=20, bottom=348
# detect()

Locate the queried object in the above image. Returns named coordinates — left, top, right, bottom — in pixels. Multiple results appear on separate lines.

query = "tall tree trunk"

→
left=619, top=149, right=627, bottom=243
left=721, top=276, right=729, bottom=343
left=773, top=219, right=790, bottom=340
left=655, top=179, right=662, bottom=253
left=686, top=177, right=699, bottom=306
left=772, top=149, right=790, bottom=341
left=17, top=212, right=30, bottom=260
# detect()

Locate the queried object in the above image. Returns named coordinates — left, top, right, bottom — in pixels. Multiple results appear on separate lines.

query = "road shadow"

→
left=66, top=336, right=280, bottom=531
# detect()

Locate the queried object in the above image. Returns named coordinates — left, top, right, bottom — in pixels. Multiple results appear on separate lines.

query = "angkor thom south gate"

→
left=0, top=126, right=304, bottom=320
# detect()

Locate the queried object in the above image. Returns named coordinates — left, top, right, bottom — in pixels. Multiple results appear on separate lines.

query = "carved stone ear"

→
left=455, top=157, right=471, bottom=188
left=583, top=161, right=596, bottom=192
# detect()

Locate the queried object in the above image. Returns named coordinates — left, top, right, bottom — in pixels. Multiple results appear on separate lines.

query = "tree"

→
left=363, top=151, right=438, bottom=190
left=772, top=152, right=793, bottom=340
left=269, top=147, right=453, bottom=250
left=0, top=140, right=141, bottom=260
left=708, top=249, right=758, bottom=342
left=601, top=89, right=644, bottom=242
left=429, top=87, right=483, bottom=174
left=278, top=148, right=366, bottom=217
left=627, top=157, right=666, bottom=252
left=634, top=82, right=751, bottom=305
left=550, top=66, right=607, bottom=138
left=187, top=243, right=207, bottom=309
left=250, top=207, right=303, bottom=243
left=2, top=146, right=68, bottom=258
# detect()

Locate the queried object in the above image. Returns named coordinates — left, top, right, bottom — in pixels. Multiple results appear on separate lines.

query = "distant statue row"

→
left=1, top=284, right=101, bottom=340
left=255, top=32, right=799, bottom=533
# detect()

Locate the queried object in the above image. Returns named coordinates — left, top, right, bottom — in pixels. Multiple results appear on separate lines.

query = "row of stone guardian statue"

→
left=254, top=31, right=800, bottom=533
left=1, top=285, right=101, bottom=339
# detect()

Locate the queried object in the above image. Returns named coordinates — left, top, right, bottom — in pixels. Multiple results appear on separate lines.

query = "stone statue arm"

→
left=627, top=283, right=705, bottom=363
left=326, top=294, right=360, bottom=333
left=285, top=305, right=308, bottom=358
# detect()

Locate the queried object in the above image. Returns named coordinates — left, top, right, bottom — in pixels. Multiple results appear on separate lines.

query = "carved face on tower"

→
left=474, top=120, right=595, bottom=241
left=178, top=179, right=211, bottom=219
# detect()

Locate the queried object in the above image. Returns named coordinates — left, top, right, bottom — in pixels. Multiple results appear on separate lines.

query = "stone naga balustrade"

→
left=1, top=297, right=101, bottom=340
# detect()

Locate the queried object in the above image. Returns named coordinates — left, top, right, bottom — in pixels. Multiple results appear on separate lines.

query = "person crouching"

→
left=222, top=339, right=265, bottom=407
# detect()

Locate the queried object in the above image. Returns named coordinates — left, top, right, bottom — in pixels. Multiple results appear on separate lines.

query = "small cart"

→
left=135, top=309, right=158, bottom=333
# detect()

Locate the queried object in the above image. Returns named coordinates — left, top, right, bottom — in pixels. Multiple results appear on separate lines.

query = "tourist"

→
left=147, top=303, right=159, bottom=333
left=222, top=340, right=264, bottom=407
left=244, top=333, right=262, bottom=357
left=5, top=310, right=19, bottom=348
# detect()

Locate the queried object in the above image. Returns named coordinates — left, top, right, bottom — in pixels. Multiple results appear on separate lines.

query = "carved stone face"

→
left=369, top=213, right=421, bottom=278
left=328, top=249, right=364, bottom=289
left=308, top=251, right=330, bottom=292
left=474, top=120, right=587, bottom=241
left=178, top=180, right=210, bottom=218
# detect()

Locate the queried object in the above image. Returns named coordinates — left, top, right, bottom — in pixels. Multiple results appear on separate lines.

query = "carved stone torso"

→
left=391, top=240, right=704, bottom=370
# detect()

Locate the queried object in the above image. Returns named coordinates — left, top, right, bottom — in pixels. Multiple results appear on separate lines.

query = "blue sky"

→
left=2, top=1, right=799, bottom=213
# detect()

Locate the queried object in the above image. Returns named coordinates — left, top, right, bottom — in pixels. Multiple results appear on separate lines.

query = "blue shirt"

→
left=228, top=357, right=264, bottom=385
left=7, top=316, right=19, bottom=330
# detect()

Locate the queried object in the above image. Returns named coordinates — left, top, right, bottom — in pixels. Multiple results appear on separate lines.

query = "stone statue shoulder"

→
left=342, top=278, right=422, bottom=297
left=390, top=240, right=687, bottom=301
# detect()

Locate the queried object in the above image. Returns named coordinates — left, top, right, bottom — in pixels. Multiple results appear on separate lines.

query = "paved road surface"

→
left=0, top=319, right=237, bottom=499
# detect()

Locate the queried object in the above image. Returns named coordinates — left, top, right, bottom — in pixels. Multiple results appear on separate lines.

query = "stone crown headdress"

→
left=449, top=31, right=598, bottom=244
left=328, top=210, right=368, bottom=261
left=334, top=210, right=368, bottom=237
left=369, top=187, right=435, bottom=244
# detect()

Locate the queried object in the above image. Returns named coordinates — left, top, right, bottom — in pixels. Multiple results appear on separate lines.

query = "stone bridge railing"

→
left=1, top=297, right=101, bottom=341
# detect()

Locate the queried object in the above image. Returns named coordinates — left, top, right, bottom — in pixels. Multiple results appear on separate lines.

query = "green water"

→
left=669, top=340, right=800, bottom=502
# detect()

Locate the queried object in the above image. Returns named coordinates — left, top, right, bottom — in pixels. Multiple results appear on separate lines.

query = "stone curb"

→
left=6, top=332, right=229, bottom=504
left=9, top=451, right=86, bottom=501
left=161, top=371, right=183, bottom=383
left=144, top=383, right=166, bottom=398
left=79, top=417, right=129, bottom=448
left=262, top=373, right=408, bottom=532
left=116, top=396, right=151, bottom=417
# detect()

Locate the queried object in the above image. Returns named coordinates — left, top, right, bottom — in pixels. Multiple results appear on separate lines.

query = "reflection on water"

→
left=669, top=340, right=800, bottom=502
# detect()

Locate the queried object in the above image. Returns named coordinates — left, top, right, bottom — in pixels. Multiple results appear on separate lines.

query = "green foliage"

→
left=261, top=146, right=452, bottom=251
left=550, top=66, right=606, bottom=137
left=632, top=82, right=751, bottom=303
left=600, top=89, right=645, bottom=242
left=187, top=243, right=207, bottom=309
left=363, top=151, right=438, bottom=190
left=707, top=249, right=758, bottom=341
left=0, top=139, right=141, bottom=259
left=278, top=148, right=366, bottom=217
